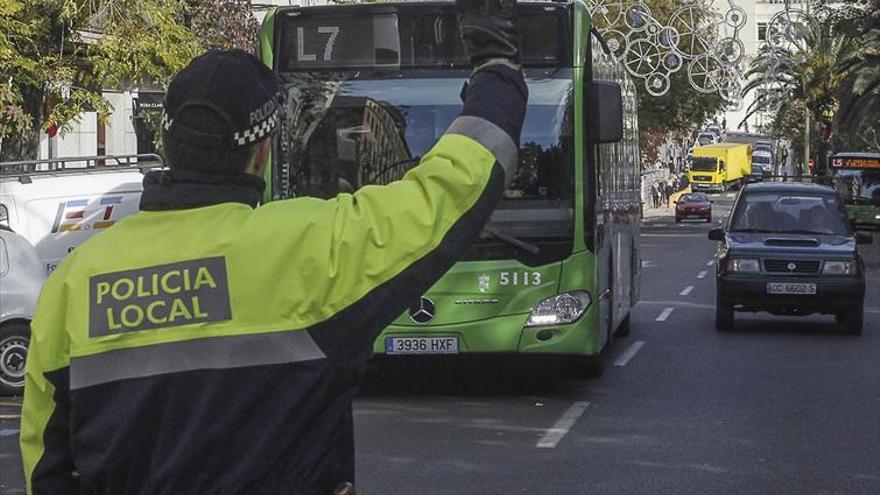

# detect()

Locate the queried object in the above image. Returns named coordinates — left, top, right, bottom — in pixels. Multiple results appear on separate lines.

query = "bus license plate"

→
left=386, top=337, right=459, bottom=355
left=767, top=282, right=817, bottom=295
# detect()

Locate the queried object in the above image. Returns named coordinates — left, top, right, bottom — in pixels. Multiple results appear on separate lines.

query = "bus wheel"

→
left=615, top=314, right=632, bottom=338
left=0, top=322, right=29, bottom=396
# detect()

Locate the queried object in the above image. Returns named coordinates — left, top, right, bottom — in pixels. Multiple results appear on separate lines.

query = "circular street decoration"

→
left=624, top=38, right=661, bottom=77
left=645, top=73, right=670, bottom=97
left=688, top=54, right=723, bottom=94
left=717, top=37, right=744, bottom=64
left=587, top=0, right=749, bottom=100
left=725, top=7, right=747, bottom=29
left=604, top=29, right=629, bottom=59
left=624, top=3, right=652, bottom=32
left=589, top=0, right=625, bottom=30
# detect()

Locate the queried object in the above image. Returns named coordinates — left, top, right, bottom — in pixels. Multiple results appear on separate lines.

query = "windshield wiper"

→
left=482, top=226, right=541, bottom=255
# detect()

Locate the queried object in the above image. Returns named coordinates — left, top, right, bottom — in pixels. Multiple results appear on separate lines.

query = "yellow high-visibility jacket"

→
left=21, top=65, right=526, bottom=494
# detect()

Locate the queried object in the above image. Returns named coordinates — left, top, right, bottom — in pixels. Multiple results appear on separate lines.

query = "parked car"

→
left=752, top=150, right=774, bottom=176
left=709, top=183, right=872, bottom=333
left=675, top=192, right=713, bottom=223
left=745, top=165, right=764, bottom=184
left=705, top=125, right=723, bottom=140
left=695, top=132, right=717, bottom=147
left=754, top=140, right=774, bottom=154
left=0, top=227, right=45, bottom=395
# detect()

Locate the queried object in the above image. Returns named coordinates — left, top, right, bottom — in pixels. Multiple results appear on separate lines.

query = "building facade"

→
left=719, top=0, right=811, bottom=134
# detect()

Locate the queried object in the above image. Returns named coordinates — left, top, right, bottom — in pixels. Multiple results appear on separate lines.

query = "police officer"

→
left=20, top=0, right=526, bottom=493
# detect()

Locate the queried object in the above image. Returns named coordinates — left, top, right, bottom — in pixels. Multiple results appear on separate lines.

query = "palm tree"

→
left=836, top=1, right=880, bottom=133
left=741, top=14, right=858, bottom=172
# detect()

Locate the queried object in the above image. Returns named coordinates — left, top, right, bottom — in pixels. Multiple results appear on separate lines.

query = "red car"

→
left=675, top=192, right=713, bottom=223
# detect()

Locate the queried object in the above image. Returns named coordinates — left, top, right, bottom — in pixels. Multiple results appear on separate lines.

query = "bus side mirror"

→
left=591, top=80, right=623, bottom=143
left=708, top=228, right=725, bottom=241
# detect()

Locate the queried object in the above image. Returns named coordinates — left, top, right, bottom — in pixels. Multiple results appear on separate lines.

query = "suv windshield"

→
left=275, top=69, right=574, bottom=264
left=691, top=157, right=718, bottom=172
left=730, top=192, right=851, bottom=235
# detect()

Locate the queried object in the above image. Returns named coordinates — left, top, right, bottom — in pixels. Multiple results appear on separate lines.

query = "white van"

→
left=752, top=150, right=774, bottom=176
left=0, top=155, right=162, bottom=273
left=0, top=154, right=161, bottom=394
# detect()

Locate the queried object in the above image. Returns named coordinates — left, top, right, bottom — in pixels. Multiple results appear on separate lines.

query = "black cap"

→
left=162, top=49, right=281, bottom=149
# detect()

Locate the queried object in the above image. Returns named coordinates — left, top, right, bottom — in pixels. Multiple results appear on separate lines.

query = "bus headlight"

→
left=727, top=258, right=760, bottom=273
left=822, top=260, right=858, bottom=275
left=525, top=291, right=591, bottom=327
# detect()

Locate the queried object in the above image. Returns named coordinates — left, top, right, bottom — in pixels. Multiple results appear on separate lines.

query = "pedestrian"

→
left=19, top=0, right=526, bottom=493
left=665, top=181, right=674, bottom=207
left=651, top=182, right=660, bottom=208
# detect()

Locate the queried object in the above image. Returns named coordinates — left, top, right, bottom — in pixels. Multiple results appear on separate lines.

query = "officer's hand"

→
left=455, top=0, right=519, bottom=69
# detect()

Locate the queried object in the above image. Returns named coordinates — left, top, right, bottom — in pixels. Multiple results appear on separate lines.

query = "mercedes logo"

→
left=409, top=297, right=435, bottom=325
left=787, top=262, right=797, bottom=271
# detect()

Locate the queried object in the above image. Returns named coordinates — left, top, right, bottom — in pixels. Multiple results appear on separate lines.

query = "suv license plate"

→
left=767, top=282, right=817, bottom=295
left=386, top=337, right=459, bottom=355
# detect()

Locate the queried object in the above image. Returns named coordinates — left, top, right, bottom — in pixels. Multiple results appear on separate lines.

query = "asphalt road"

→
left=1, top=194, right=878, bottom=494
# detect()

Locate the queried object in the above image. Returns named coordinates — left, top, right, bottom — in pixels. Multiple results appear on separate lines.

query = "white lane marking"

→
left=641, top=260, right=654, bottom=268
left=655, top=307, right=675, bottom=321
left=536, top=401, right=591, bottom=449
left=637, top=300, right=714, bottom=310
left=614, top=341, right=646, bottom=367
left=0, top=429, right=20, bottom=437
left=679, top=285, right=694, bottom=296
left=697, top=270, right=708, bottom=279
left=706, top=260, right=715, bottom=266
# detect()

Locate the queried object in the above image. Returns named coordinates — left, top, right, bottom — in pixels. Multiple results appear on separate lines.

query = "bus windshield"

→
left=275, top=69, right=574, bottom=264
left=690, top=157, right=718, bottom=172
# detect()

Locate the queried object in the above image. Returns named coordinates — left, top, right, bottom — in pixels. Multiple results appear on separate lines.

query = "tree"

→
left=0, top=0, right=259, bottom=162
left=827, top=0, right=880, bottom=151
left=742, top=12, right=857, bottom=173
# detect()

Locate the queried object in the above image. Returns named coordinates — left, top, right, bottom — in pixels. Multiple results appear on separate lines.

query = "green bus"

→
left=258, top=1, right=641, bottom=374
left=829, top=152, right=880, bottom=231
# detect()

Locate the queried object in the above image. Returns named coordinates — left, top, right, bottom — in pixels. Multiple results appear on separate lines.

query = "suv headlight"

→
left=525, top=291, right=591, bottom=327
left=727, top=258, right=760, bottom=273
left=822, top=260, right=858, bottom=275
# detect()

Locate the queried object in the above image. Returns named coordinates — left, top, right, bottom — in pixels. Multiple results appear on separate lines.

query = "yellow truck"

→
left=688, top=143, right=753, bottom=192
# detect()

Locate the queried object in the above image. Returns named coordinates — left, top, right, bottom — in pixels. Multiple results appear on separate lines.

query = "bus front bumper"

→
left=373, top=307, right=601, bottom=357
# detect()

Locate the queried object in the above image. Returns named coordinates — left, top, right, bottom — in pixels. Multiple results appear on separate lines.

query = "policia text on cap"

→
left=20, top=0, right=527, bottom=493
